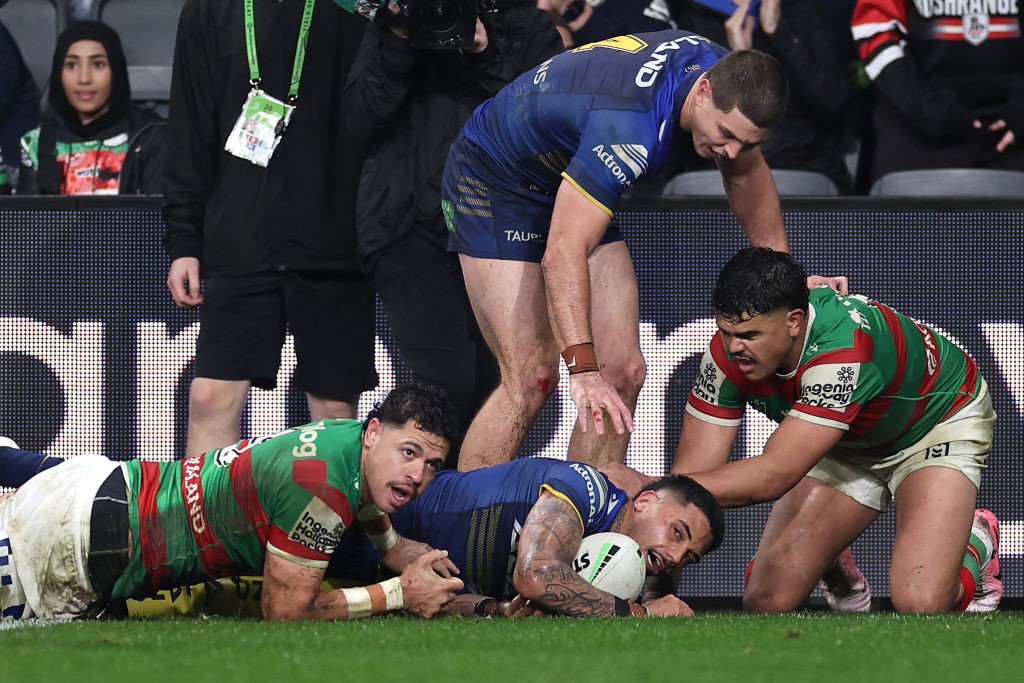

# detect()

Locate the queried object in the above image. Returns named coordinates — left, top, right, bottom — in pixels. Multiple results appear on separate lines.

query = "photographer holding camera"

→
left=342, top=1, right=563, bottom=456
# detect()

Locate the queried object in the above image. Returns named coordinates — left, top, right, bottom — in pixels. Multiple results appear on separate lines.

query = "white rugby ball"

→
left=572, top=532, right=646, bottom=602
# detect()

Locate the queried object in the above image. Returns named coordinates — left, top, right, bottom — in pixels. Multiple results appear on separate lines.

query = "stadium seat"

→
left=663, top=169, right=840, bottom=196
left=96, top=0, right=185, bottom=104
left=0, top=0, right=65, bottom=96
left=870, top=169, right=1024, bottom=197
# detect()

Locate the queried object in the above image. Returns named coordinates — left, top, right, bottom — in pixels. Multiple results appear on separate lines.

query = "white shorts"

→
left=2, top=456, right=120, bottom=620
left=806, top=378, right=995, bottom=512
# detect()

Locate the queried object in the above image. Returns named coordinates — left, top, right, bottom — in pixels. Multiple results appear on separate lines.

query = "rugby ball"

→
left=572, top=532, right=646, bottom=602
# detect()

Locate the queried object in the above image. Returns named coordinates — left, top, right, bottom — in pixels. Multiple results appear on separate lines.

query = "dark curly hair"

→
left=363, top=382, right=460, bottom=447
left=637, top=475, right=726, bottom=554
left=714, top=247, right=808, bottom=320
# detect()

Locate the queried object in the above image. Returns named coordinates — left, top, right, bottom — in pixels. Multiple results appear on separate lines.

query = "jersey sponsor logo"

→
left=292, top=421, right=327, bottom=458
left=591, top=144, right=648, bottom=186
left=635, top=35, right=709, bottom=87
left=692, top=353, right=726, bottom=405
left=912, top=0, right=1018, bottom=21
left=287, top=497, right=346, bottom=556
left=800, top=363, right=860, bottom=409
left=568, top=463, right=608, bottom=522
left=212, top=434, right=276, bottom=467
left=504, top=229, right=545, bottom=243
left=914, top=320, right=940, bottom=375
left=183, top=455, right=207, bottom=535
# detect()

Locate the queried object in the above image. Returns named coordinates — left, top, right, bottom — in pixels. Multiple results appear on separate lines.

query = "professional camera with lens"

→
left=336, top=0, right=528, bottom=51
left=401, top=0, right=479, bottom=50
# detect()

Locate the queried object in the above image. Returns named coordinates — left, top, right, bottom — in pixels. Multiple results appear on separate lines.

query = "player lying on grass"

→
left=1, top=447, right=723, bottom=619
left=0, top=383, right=465, bottom=621
left=672, top=247, right=1001, bottom=613
left=331, top=457, right=724, bottom=618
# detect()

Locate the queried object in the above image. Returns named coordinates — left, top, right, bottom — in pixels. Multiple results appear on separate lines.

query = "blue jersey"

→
left=461, top=30, right=728, bottom=215
left=329, top=459, right=628, bottom=598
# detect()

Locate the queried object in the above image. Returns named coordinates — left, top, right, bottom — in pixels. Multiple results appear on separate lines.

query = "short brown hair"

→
left=705, top=49, right=788, bottom=130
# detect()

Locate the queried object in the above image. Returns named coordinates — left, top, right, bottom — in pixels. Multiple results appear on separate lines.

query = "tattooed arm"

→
left=513, top=491, right=644, bottom=617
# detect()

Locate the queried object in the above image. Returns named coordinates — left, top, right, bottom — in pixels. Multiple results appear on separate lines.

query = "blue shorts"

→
left=441, top=136, right=623, bottom=263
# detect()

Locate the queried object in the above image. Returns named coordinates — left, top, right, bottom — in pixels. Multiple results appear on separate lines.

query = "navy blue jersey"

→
left=329, top=458, right=628, bottom=598
left=461, top=30, right=728, bottom=214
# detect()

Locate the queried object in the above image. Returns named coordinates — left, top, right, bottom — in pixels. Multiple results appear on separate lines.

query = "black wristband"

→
left=614, top=597, right=631, bottom=617
left=474, top=598, right=496, bottom=617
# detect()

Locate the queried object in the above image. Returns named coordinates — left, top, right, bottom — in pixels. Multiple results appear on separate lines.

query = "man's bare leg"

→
left=186, top=378, right=251, bottom=458
left=744, top=476, right=878, bottom=613
left=307, top=394, right=357, bottom=421
left=889, top=466, right=977, bottom=613
left=457, top=255, right=560, bottom=471
left=566, top=242, right=644, bottom=467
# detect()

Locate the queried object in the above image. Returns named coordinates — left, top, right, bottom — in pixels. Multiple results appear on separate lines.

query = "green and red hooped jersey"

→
left=112, top=420, right=365, bottom=600
left=686, top=287, right=981, bottom=457
left=20, top=127, right=129, bottom=195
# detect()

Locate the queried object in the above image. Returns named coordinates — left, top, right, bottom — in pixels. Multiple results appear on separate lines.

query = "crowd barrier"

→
left=2, top=194, right=1021, bottom=598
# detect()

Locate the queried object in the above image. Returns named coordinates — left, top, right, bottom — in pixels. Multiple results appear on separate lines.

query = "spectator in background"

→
left=16, top=21, right=165, bottom=195
left=342, top=3, right=561, bottom=456
left=538, top=0, right=675, bottom=48
left=852, top=0, right=1024, bottom=182
left=0, top=9, right=41, bottom=194
left=163, top=0, right=376, bottom=459
left=671, top=0, right=855, bottom=192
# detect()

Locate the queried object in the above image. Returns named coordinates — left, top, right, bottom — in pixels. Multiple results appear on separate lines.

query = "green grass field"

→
left=3, top=612, right=1021, bottom=682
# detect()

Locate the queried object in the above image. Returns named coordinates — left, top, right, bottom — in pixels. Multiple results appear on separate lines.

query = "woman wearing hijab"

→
left=17, top=21, right=165, bottom=195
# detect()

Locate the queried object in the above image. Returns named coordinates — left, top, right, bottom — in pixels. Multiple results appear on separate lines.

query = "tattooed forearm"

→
left=514, top=492, right=618, bottom=616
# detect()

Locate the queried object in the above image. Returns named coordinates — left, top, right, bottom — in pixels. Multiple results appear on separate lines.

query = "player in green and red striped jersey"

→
left=0, top=383, right=464, bottom=622
left=671, top=248, right=1001, bottom=614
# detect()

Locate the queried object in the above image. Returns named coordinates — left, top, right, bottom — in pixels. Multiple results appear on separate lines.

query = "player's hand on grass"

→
left=569, top=371, right=634, bottom=437
left=502, top=595, right=550, bottom=618
left=400, top=550, right=464, bottom=618
left=643, top=594, right=695, bottom=617
left=167, top=257, right=203, bottom=308
left=806, top=275, right=849, bottom=295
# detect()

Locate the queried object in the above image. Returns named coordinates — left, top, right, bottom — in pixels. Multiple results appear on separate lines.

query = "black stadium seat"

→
left=96, top=0, right=185, bottom=104
left=870, top=169, right=1024, bottom=198
left=0, top=0, right=65, bottom=98
left=663, top=169, right=840, bottom=197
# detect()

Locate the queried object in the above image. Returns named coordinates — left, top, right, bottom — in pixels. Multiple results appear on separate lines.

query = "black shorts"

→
left=194, top=271, right=377, bottom=399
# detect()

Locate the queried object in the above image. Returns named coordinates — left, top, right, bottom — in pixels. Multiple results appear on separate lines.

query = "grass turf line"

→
left=2, top=612, right=1021, bottom=682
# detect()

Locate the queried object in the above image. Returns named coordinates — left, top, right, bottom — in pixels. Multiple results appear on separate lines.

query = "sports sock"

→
left=957, top=528, right=994, bottom=611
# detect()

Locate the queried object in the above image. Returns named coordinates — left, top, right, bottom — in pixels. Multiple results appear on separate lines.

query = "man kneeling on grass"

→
left=673, top=248, right=1001, bottom=614
left=0, top=384, right=464, bottom=622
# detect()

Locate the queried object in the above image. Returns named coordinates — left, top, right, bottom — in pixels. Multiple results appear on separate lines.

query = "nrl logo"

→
left=964, top=13, right=989, bottom=46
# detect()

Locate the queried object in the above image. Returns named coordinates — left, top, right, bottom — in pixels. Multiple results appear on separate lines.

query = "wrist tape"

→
left=561, top=342, right=599, bottom=375
left=340, top=577, right=405, bottom=619
left=358, top=505, right=400, bottom=552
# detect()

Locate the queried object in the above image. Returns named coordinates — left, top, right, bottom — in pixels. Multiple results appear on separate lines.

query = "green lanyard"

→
left=243, top=0, right=317, bottom=104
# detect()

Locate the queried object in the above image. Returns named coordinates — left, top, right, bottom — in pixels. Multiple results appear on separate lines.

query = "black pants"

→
left=371, top=231, right=499, bottom=458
